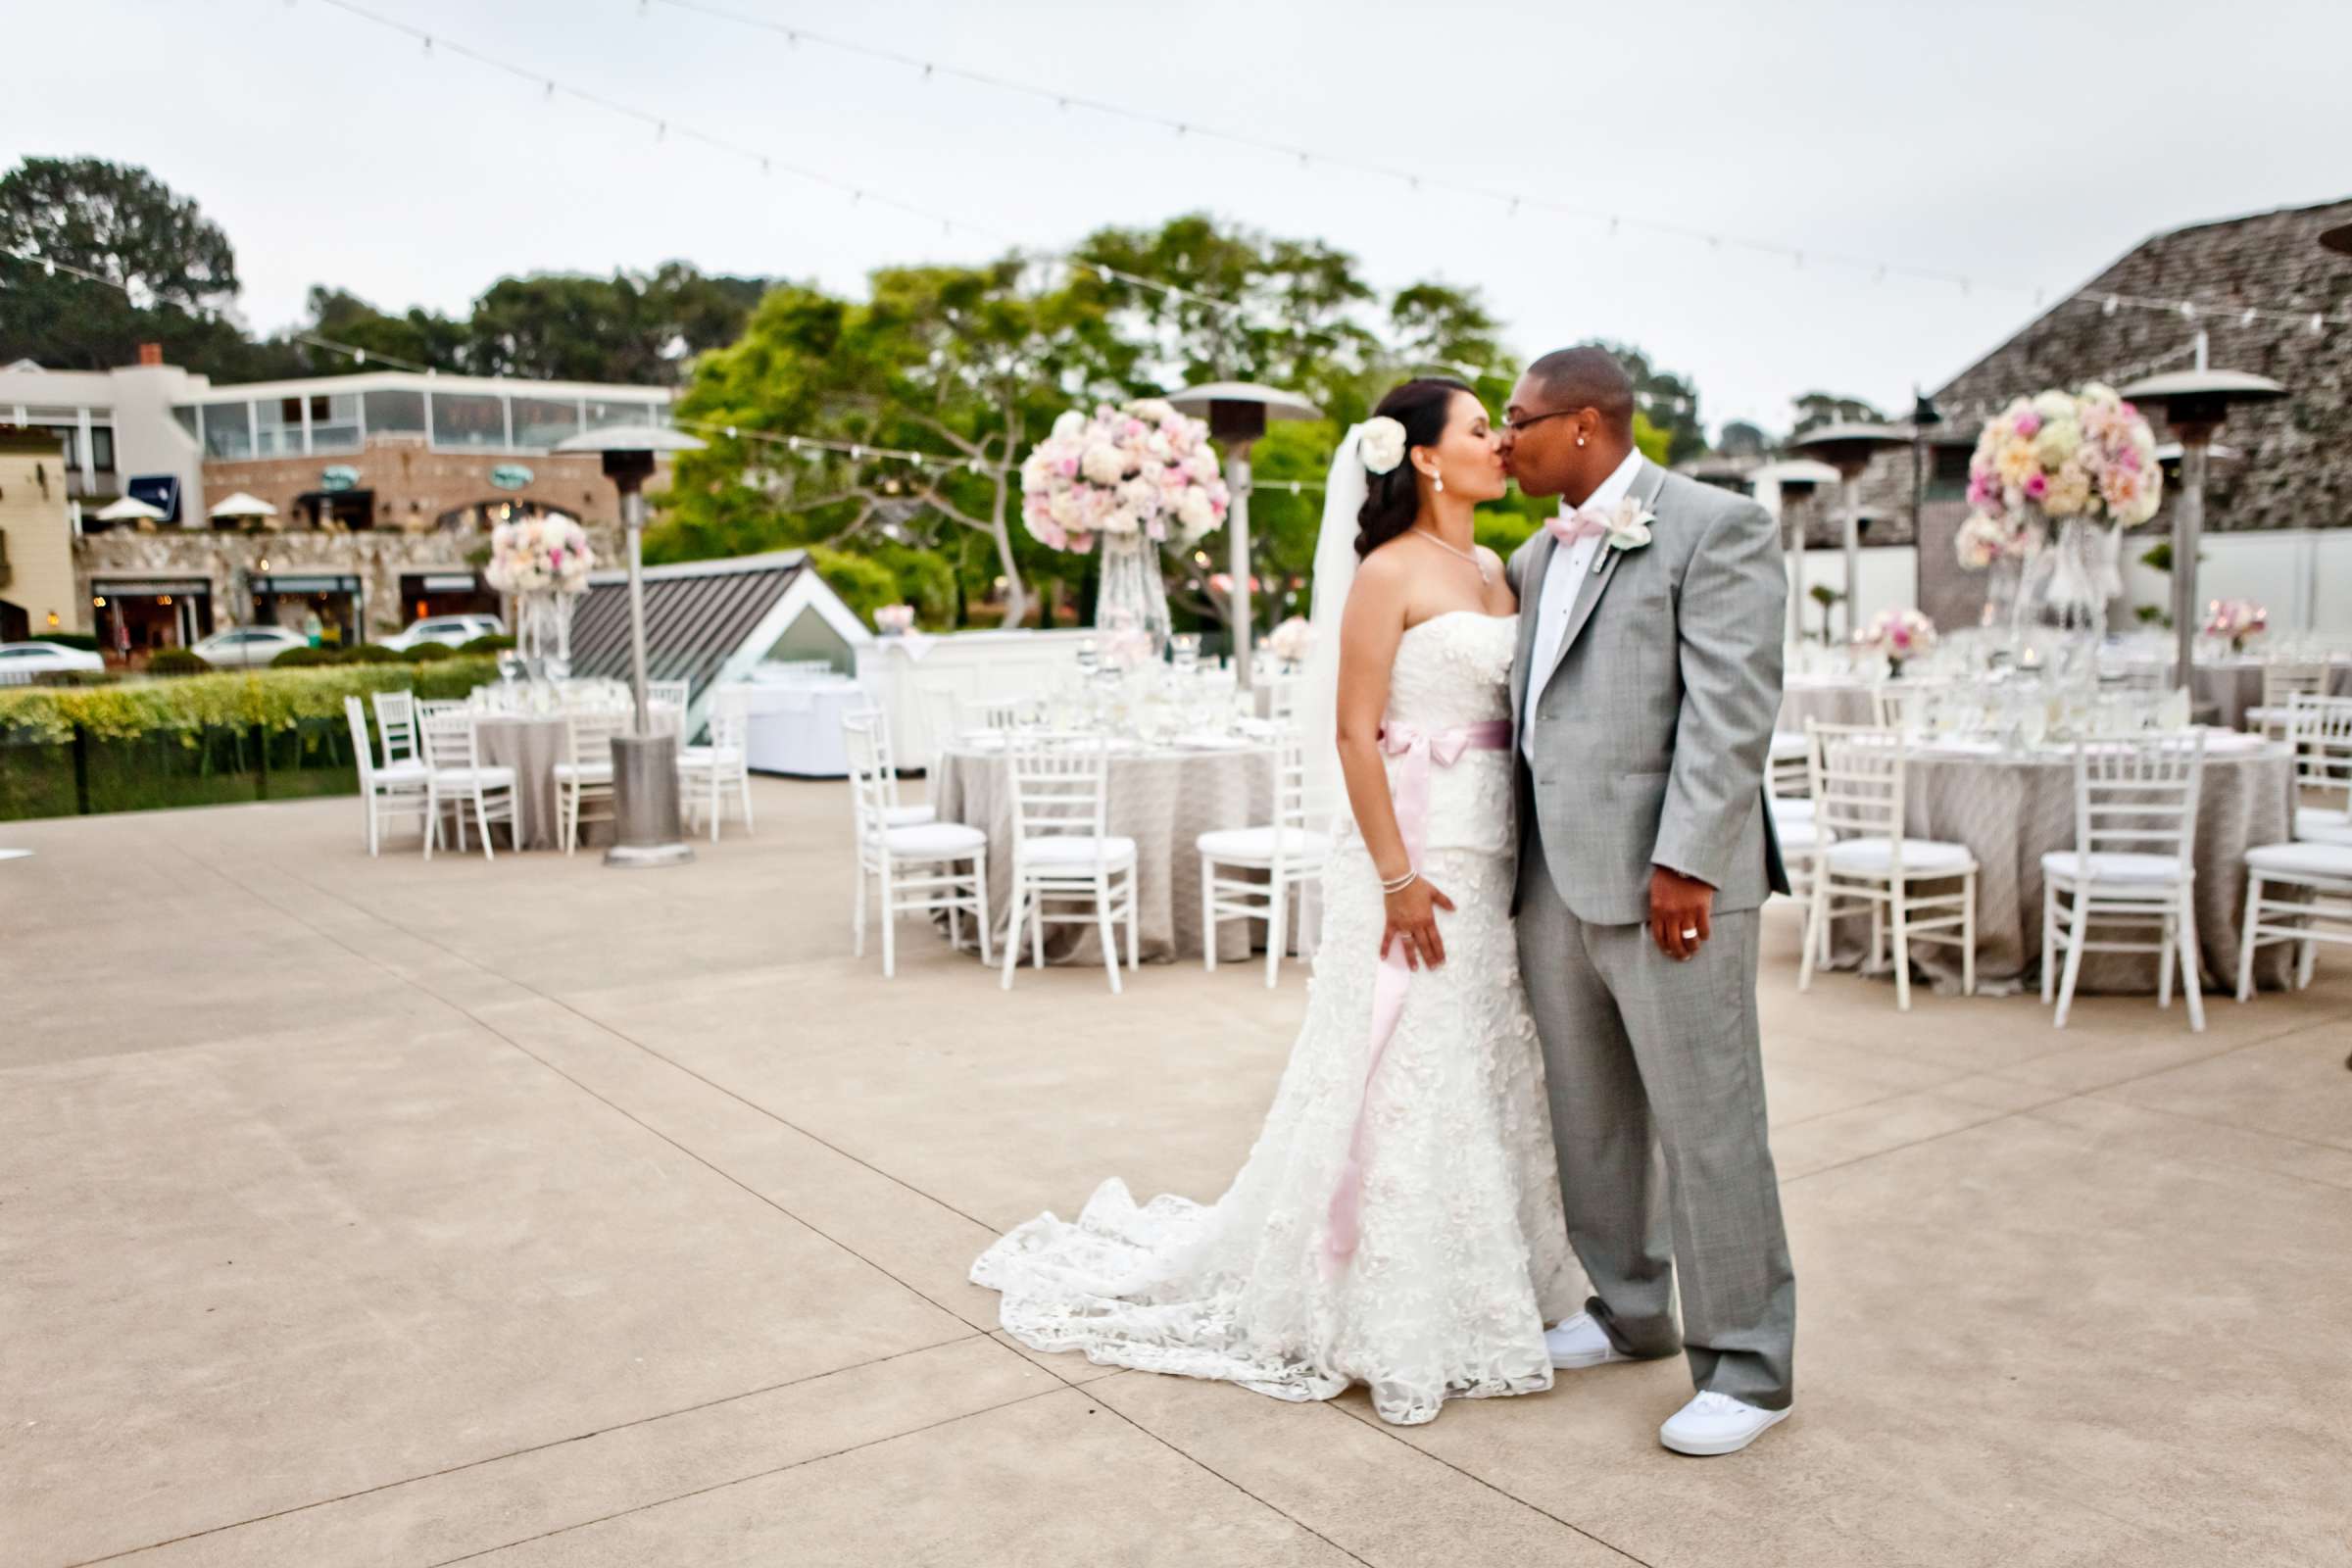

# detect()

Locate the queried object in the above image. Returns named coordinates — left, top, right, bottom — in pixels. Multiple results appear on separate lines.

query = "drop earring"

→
left=1434, top=471, right=1445, bottom=494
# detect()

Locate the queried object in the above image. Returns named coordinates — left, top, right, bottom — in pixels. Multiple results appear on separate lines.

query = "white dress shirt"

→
left=1521, top=447, right=1644, bottom=766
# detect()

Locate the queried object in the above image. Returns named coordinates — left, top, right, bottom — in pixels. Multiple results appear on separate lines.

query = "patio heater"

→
left=1792, top=421, right=1910, bottom=642
left=554, top=423, right=706, bottom=868
left=2121, top=340, right=2286, bottom=694
left=1167, top=382, right=1323, bottom=691
left=1765, top=462, right=1830, bottom=646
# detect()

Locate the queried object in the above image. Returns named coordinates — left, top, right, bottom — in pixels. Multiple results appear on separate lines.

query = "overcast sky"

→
left=13, top=0, right=2349, bottom=432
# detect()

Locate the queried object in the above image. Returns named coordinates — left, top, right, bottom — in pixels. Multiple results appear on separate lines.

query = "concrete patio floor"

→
left=4, top=779, right=2348, bottom=1567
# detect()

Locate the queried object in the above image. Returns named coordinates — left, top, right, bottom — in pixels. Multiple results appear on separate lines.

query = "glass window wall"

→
left=363, top=388, right=426, bottom=435
left=431, top=391, right=507, bottom=449
left=509, top=395, right=582, bottom=450
left=200, top=401, right=253, bottom=460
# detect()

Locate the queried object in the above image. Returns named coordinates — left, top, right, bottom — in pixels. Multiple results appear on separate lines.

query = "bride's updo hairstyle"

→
left=1355, top=377, right=1472, bottom=559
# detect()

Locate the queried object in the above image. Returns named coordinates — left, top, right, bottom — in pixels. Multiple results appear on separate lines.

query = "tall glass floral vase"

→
left=1095, top=532, right=1170, bottom=659
left=515, top=592, right=574, bottom=683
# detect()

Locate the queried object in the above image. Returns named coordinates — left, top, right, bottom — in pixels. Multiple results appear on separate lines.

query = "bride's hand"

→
left=1381, top=878, right=1455, bottom=970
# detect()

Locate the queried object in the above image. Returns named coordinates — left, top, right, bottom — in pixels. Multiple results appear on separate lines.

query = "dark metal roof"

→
left=570, top=554, right=808, bottom=706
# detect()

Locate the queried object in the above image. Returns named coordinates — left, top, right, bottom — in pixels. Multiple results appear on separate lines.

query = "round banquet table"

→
left=469, top=714, right=575, bottom=851
left=1778, top=677, right=1876, bottom=734
left=1819, top=730, right=2296, bottom=995
left=932, top=736, right=1278, bottom=966
left=2114, top=657, right=2352, bottom=732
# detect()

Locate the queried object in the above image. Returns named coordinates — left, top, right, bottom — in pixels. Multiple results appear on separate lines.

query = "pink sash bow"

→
left=1325, top=717, right=1515, bottom=1266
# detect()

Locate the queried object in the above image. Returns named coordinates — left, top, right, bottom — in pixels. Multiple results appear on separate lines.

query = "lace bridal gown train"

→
left=971, top=612, right=1579, bottom=1426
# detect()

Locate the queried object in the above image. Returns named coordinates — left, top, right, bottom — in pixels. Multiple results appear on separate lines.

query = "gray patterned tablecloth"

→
left=1819, top=736, right=2296, bottom=995
left=1778, top=680, right=1877, bottom=734
left=933, top=741, right=1278, bottom=965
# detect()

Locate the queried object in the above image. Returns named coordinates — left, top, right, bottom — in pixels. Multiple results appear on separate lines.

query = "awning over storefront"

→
left=258, top=573, right=362, bottom=594
left=125, top=474, right=181, bottom=524
left=418, top=573, right=480, bottom=592
left=91, top=577, right=213, bottom=597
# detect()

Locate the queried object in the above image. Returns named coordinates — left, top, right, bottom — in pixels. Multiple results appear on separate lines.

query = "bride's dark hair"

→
left=1356, top=377, right=1472, bottom=559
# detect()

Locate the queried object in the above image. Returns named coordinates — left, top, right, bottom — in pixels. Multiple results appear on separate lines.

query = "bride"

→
left=971, top=379, right=1579, bottom=1426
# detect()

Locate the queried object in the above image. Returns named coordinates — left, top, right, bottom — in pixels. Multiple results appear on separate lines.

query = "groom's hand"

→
left=1648, top=866, right=1714, bottom=961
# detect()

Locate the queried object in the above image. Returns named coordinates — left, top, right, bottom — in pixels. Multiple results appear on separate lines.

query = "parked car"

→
left=188, top=626, right=310, bottom=668
left=0, top=640, right=106, bottom=679
left=383, top=613, right=506, bottom=652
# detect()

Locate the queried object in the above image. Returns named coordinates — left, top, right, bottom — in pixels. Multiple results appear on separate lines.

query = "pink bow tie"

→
left=1545, top=503, right=1614, bottom=545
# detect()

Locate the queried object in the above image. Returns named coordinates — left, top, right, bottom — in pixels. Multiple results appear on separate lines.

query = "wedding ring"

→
left=1680, top=928, right=1700, bottom=941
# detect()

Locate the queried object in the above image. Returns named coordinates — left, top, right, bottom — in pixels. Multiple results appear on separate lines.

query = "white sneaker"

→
left=1659, top=1391, right=1791, bottom=1455
left=1544, top=1312, right=1630, bottom=1370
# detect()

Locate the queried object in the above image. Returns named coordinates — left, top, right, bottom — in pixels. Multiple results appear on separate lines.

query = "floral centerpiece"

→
left=485, top=514, right=596, bottom=677
left=1857, top=609, right=1937, bottom=676
left=1959, top=384, right=2160, bottom=645
left=2203, top=598, right=2267, bottom=654
left=1020, top=397, right=1231, bottom=657
left=873, top=604, right=915, bottom=636
left=1266, top=615, right=1315, bottom=669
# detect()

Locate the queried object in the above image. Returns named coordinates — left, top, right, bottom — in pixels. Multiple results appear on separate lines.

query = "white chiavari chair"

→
left=1198, top=729, right=1331, bottom=987
left=2040, top=732, right=2208, bottom=1031
left=555, top=707, right=624, bottom=854
left=914, top=681, right=962, bottom=767
left=419, top=710, right=517, bottom=861
left=1002, top=740, right=1138, bottom=993
left=343, top=696, right=428, bottom=857
left=844, top=714, right=989, bottom=978
left=678, top=686, right=754, bottom=842
left=2285, top=694, right=2352, bottom=846
left=371, top=689, right=420, bottom=766
left=1798, top=722, right=1978, bottom=1010
left=845, top=702, right=935, bottom=828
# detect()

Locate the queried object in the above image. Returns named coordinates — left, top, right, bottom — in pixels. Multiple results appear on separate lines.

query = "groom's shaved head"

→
left=1527, top=346, right=1636, bottom=436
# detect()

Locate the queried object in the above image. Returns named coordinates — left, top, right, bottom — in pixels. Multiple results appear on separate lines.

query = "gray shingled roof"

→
left=570, top=553, right=808, bottom=709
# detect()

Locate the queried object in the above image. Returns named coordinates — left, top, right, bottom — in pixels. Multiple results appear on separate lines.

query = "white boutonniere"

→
left=1594, top=499, right=1656, bottom=573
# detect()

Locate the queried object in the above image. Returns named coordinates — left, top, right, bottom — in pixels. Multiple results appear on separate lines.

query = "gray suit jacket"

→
left=1509, top=458, right=1789, bottom=925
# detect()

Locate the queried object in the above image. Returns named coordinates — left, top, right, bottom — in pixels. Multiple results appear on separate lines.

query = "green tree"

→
left=1716, top=419, right=1772, bottom=459
left=0, top=156, right=243, bottom=373
left=1790, top=391, right=1885, bottom=437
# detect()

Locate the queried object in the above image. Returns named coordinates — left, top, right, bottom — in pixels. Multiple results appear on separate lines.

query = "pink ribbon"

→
left=1325, top=718, right=1514, bottom=1266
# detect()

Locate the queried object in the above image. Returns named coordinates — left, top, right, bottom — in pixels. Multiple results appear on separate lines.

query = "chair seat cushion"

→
left=883, top=821, right=987, bottom=858
left=882, top=804, right=938, bottom=828
left=677, top=746, right=743, bottom=769
left=2040, top=850, right=2187, bottom=885
left=1775, top=820, right=1828, bottom=857
left=1769, top=796, right=1817, bottom=823
left=1018, top=835, right=1139, bottom=868
left=552, top=760, right=612, bottom=782
left=1197, top=825, right=1331, bottom=863
left=2245, top=841, right=2352, bottom=879
left=374, top=760, right=430, bottom=784
left=1768, top=731, right=1809, bottom=760
left=429, top=766, right=515, bottom=790
left=1824, top=836, right=1975, bottom=876
left=2294, top=808, right=2352, bottom=845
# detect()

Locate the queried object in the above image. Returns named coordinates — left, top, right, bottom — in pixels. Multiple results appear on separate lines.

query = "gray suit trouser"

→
left=1517, top=819, right=1795, bottom=1410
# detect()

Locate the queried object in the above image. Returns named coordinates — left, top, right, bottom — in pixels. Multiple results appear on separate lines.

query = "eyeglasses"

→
left=1499, top=409, right=1585, bottom=434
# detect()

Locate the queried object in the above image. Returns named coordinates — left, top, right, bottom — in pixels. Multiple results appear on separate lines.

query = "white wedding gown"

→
left=972, top=612, right=1579, bottom=1425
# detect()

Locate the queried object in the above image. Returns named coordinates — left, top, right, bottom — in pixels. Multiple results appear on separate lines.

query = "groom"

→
left=1502, top=345, right=1795, bottom=1456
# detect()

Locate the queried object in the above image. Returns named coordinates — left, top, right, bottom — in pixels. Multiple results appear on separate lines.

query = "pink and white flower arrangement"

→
left=2203, top=598, right=2267, bottom=651
left=1266, top=615, right=1315, bottom=665
left=1018, top=397, right=1231, bottom=555
left=873, top=604, right=915, bottom=635
left=484, top=514, right=596, bottom=595
left=1960, top=382, right=2161, bottom=553
left=1953, top=509, right=2040, bottom=570
left=1857, top=608, right=1937, bottom=667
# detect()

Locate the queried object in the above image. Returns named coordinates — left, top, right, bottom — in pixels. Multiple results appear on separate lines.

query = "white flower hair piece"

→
left=1358, top=416, right=1407, bottom=475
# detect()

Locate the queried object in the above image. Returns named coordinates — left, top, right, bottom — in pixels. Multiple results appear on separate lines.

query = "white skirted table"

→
left=932, top=737, right=1277, bottom=965
left=739, top=676, right=865, bottom=777
left=1817, top=730, right=2296, bottom=995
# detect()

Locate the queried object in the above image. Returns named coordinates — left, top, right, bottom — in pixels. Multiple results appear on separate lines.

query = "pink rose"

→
left=2014, top=411, right=2041, bottom=437
left=2024, top=473, right=2047, bottom=500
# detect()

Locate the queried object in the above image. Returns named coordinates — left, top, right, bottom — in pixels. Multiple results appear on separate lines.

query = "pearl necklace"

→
left=1412, top=528, right=1490, bottom=584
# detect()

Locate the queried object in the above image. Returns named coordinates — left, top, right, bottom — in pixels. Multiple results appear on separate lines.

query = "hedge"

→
left=0, top=658, right=500, bottom=745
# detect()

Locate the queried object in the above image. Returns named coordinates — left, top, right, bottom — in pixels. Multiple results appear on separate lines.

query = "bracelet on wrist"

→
left=1380, top=869, right=1418, bottom=895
